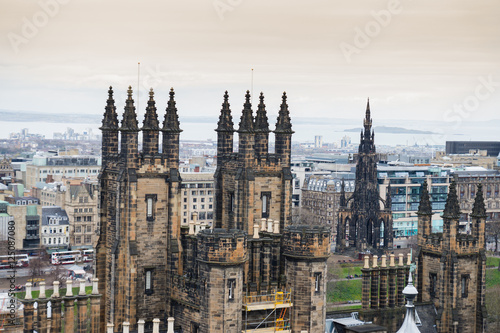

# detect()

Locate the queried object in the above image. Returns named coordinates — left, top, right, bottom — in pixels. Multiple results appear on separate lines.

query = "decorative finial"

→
left=471, top=183, right=487, bottom=217
left=443, top=180, right=461, bottom=219
left=127, top=86, right=133, bottom=98
left=149, top=88, right=154, bottom=98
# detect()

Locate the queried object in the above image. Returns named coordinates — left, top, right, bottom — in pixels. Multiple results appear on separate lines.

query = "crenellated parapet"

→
left=282, top=225, right=330, bottom=259
left=196, top=228, right=247, bottom=264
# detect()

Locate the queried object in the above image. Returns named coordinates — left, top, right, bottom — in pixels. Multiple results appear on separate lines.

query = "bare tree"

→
left=28, top=248, right=50, bottom=284
left=486, top=222, right=500, bottom=254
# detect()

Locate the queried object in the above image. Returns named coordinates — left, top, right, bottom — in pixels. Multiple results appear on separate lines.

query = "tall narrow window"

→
left=430, top=273, right=437, bottom=298
left=145, top=194, right=157, bottom=221
left=145, top=269, right=153, bottom=295
left=461, top=275, right=468, bottom=298
left=314, top=272, right=322, bottom=293
left=230, top=192, right=235, bottom=213
left=261, top=192, right=271, bottom=218
left=228, top=279, right=235, bottom=300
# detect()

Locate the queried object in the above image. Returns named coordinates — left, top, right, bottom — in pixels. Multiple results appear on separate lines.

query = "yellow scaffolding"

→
left=242, top=289, right=292, bottom=333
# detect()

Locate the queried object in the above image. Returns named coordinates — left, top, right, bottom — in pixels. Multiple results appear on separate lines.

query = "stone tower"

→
left=97, top=88, right=329, bottom=333
left=282, top=226, right=330, bottom=333
left=336, top=100, right=393, bottom=253
left=415, top=180, right=487, bottom=333
left=97, top=86, right=182, bottom=331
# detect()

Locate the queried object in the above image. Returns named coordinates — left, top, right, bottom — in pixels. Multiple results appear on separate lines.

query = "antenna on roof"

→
left=137, top=62, right=141, bottom=112
left=251, top=68, right=254, bottom=105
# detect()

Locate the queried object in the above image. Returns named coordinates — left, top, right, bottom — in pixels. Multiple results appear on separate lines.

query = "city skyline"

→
left=1, top=0, right=499, bottom=143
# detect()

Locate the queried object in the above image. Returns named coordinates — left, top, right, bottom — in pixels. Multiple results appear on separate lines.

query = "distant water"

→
left=0, top=117, right=498, bottom=147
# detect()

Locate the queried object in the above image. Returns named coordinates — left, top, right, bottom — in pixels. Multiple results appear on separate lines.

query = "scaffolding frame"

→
left=242, top=289, right=292, bottom=333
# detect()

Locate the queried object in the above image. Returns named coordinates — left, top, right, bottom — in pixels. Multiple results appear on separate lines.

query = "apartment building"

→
left=180, top=172, right=214, bottom=230
left=25, top=153, right=101, bottom=189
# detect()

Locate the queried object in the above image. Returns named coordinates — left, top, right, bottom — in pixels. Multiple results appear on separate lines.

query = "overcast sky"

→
left=1, top=0, right=499, bottom=137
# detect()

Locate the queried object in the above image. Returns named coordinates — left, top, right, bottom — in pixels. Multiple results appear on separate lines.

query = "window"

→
left=86, top=226, right=92, bottom=233
left=193, top=198, right=197, bottom=203
left=230, top=192, right=235, bottom=212
left=76, top=226, right=81, bottom=233
left=184, top=198, right=187, bottom=202
left=193, top=205, right=197, bottom=209
left=461, top=275, right=469, bottom=298
left=145, top=269, right=154, bottom=295
left=146, top=194, right=157, bottom=221
left=430, top=273, right=437, bottom=298
left=85, top=235, right=92, bottom=243
left=76, top=216, right=81, bottom=222
left=261, top=192, right=271, bottom=218
left=75, top=236, right=81, bottom=244
left=314, top=272, right=322, bottom=292
left=228, top=279, right=236, bottom=300
left=201, top=198, right=205, bottom=203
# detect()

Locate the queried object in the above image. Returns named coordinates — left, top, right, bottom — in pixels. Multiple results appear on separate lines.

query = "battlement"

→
left=196, top=228, right=247, bottom=264
left=281, top=225, right=330, bottom=258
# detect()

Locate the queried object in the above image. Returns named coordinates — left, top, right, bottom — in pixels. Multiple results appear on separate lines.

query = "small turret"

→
left=215, top=91, right=235, bottom=158
left=119, top=86, right=139, bottom=168
left=274, top=92, right=293, bottom=165
left=442, top=180, right=460, bottom=220
left=417, top=180, right=432, bottom=216
left=100, top=86, right=119, bottom=164
left=254, top=92, right=270, bottom=157
left=141, top=88, right=160, bottom=158
left=471, top=183, right=486, bottom=247
left=162, top=88, right=182, bottom=169
left=237, top=91, right=255, bottom=163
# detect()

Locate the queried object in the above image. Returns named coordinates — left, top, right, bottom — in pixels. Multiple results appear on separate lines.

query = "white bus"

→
left=0, top=254, right=29, bottom=269
left=82, top=249, right=94, bottom=262
left=51, top=251, right=81, bottom=265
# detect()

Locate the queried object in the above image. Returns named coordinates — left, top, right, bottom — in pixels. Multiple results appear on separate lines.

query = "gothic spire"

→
left=142, top=88, right=159, bottom=130
left=339, top=179, right=346, bottom=207
left=216, top=91, right=234, bottom=132
left=471, top=183, right=487, bottom=217
left=385, top=183, right=392, bottom=210
left=120, top=86, right=139, bottom=131
left=275, top=92, right=293, bottom=133
left=162, top=88, right=182, bottom=133
left=443, top=180, right=461, bottom=219
left=238, top=90, right=254, bottom=133
left=101, top=86, right=119, bottom=129
left=363, top=98, right=372, bottom=138
left=417, top=180, right=432, bottom=215
left=254, top=92, right=270, bottom=133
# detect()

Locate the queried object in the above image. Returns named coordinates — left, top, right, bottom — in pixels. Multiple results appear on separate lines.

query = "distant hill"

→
left=344, top=126, right=436, bottom=134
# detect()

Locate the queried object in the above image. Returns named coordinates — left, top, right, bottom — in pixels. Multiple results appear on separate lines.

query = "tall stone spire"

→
left=254, top=92, right=270, bottom=156
left=101, top=86, right=119, bottom=130
left=216, top=91, right=235, bottom=158
left=100, top=86, right=119, bottom=164
left=254, top=93, right=269, bottom=132
left=119, top=86, right=139, bottom=168
left=238, top=90, right=254, bottom=133
left=162, top=88, right=182, bottom=133
left=237, top=91, right=255, bottom=163
left=141, top=88, right=160, bottom=157
left=275, top=92, right=293, bottom=133
left=120, top=86, right=139, bottom=131
left=216, top=91, right=234, bottom=133
left=385, top=183, right=392, bottom=210
left=162, top=88, right=182, bottom=169
left=359, top=98, right=375, bottom=154
left=274, top=92, right=293, bottom=166
left=417, top=180, right=432, bottom=215
left=442, top=180, right=460, bottom=219
left=142, top=88, right=159, bottom=130
left=471, top=183, right=486, bottom=217
left=339, top=179, right=347, bottom=208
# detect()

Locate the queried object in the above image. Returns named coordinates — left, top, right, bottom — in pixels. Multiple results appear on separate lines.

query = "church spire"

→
left=142, top=88, right=159, bottom=130
left=101, top=86, right=119, bottom=130
left=471, top=184, right=487, bottom=217
left=417, top=180, right=432, bottom=215
left=339, top=179, right=347, bottom=208
left=120, top=86, right=139, bottom=131
left=385, top=183, right=392, bottom=210
left=162, top=88, right=182, bottom=133
left=443, top=180, right=460, bottom=219
left=238, top=90, right=254, bottom=133
left=216, top=91, right=234, bottom=132
left=275, top=92, right=293, bottom=133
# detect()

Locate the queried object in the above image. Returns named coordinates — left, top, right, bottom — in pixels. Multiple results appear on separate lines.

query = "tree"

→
left=28, top=248, right=50, bottom=283
left=486, top=221, right=500, bottom=254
